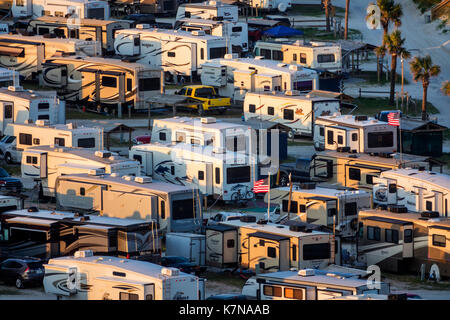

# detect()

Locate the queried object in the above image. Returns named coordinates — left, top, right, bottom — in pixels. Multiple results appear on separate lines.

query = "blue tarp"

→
left=262, top=25, right=304, bottom=37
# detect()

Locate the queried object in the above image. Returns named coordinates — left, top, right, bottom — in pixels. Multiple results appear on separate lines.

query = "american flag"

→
left=253, top=178, right=270, bottom=193
left=387, top=112, right=400, bottom=126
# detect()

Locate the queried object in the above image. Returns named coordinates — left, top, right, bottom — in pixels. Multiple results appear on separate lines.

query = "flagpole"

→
left=399, top=115, right=403, bottom=167
left=267, top=173, right=271, bottom=222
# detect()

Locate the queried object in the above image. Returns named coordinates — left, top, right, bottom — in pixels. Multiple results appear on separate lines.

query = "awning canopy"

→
left=262, top=25, right=304, bottom=37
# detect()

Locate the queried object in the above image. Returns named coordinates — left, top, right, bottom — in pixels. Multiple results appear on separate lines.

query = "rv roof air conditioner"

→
left=289, top=65, right=299, bottom=71
left=95, top=150, right=112, bottom=158
left=88, top=168, right=103, bottom=176
left=136, top=24, right=150, bottom=29
left=110, top=173, right=119, bottom=178
left=201, top=117, right=216, bottom=124
left=191, top=30, right=205, bottom=36
left=66, top=123, right=77, bottom=129
left=135, top=176, right=152, bottom=184
left=256, top=219, right=268, bottom=225
left=74, top=250, right=94, bottom=258
left=285, top=90, right=299, bottom=96
left=224, top=53, right=239, bottom=59
left=161, top=267, right=179, bottom=277
left=298, top=269, right=315, bottom=277
left=122, top=175, right=133, bottom=181
left=24, top=119, right=33, bottom=124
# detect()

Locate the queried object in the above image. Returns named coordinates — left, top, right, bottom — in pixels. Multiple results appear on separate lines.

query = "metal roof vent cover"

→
left=74, top=250, right=94, bottom=258
left=298, top=269, right=315, bottom=277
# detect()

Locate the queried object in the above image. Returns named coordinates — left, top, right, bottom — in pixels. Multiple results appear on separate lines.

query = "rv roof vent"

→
left=95, top=150, right=112, bottom=158
left=108, top=155, right=119, bottom=161
left=135, top=176, right=152, bottom=184
left=74, top=250, right=94, bottom=258
left=298, top=269, right=315, bottom=277
left=310, top=41, right=326, bottom=47
left=136, top=24, right=150, bottom=29
left=289, top=65, right=299, bottom=71
left=122, top=175, right=133, bottom=181
left=421, top=211, right=439, bottom=218
left=277, top=63, right=287, bottom=68
left=191, top=30, right=205, bottom=36
left=300, top=182, right=316, bottom=190
left=240, top=215, right=257, bottom=223
left=289, top=225, right=306, bottom=232
left=224, top=53, right=239, bottom=60
left=35, top=119, right=50, bottom=127
left=254, top=56, right=264, bottom=60
left=256, top=219, right=268, bottom=225
left=201, top=117, right=216, bottom=124
left=285, top=90, right=300, bottom=96
left=337, top=146, right=351, bottom=153
left=27, top=207, right=39, bottom=213
left=354, top=115, right=368, bottom=121
left=388, top=205, right=408, bottom=213
left=161, top=267, right=179, bottom=277
left=8, top=85, right=24, bottom=92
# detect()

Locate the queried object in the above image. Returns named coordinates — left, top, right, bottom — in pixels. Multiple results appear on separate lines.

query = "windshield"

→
left=227, top=166, right=250, bottom=184
left=1, top=135, right=15, bottom=143
left=0, top=167, right=9, bottom=178
left=195, top=87, right=217, bottom=98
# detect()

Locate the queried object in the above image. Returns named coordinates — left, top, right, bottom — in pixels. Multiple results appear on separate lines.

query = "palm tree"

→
left=409, top=55, right=441, bottom=120
left=344, top=0, right=350, bottom=39
left=442, top=81, right=450, bottom=96
left=322, top=0, right=333, bottom=32
left=383, top=30, right=410, bottom=105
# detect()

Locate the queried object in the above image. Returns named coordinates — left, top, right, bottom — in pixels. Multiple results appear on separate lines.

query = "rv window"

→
left=185, top=12, right=191, bottom=18
left=426, top=201, right=433, bottom=211
left=209, top=47, right=227, bottom=59
left=328, top=208, right=336, bottom=217
left=215, top=168, right=220, bottom=184
left=139, top=78, right=160, bottom=91
left=337, top=135, right=343, bottom=144
left=55, top=11, right=64, bottom=17
left=69, top=29, right=79, bottom=39
left=127, top=79, right=132, bottom=92
left=292, top=244, right=297, bottom=261
left=172, top=199, right=195, bottom=220
left=282, top=200, right=298, bottom=213
left=201, top=48, right=204, bottom=60
left=388, top=184, right=397, bottom=193
left=366, top=174, right=375, bottom=185
left=38, top=115, right=50, bottom=120
left=432, top=234, right=446, bottom=247
left=264, top=86, right=271, bottom=91
left=55, top=137, right=65, bottom=147
left=358, top=222, right=364, bottom=239
left=249, top=104, right=256, bottom=113
left=260, top=49, right=272, bottom=60
left=259, top=239, right=265, bottom=246
left=232, top=26, right=242, bottom=32
left=327, top=130, right=334, bottom=145
left=159, top=132, right=166, bottom=141
left=352, top=133, right=358, bottom=141
left=299, top=204, right=306, bottom=213
left=102, top=76, right=117, bottom=88
left=300, top=53, right=307, bottom=64
left=168, top=52, right=176, bottom=57
left=317, top=54, right=335, bottom=63
left=113, top=271, right=126, bottom=277
left=198, top=171, right=204, bottom=181
left=273, top=50, right=283, bottom=61
left=80, top=187, right=85, bottom=196
left=160, top=201, right=165, bottom=219
left=19, top=133, right=32, bottom=146
left=26, top=156, right=38, bottom=164
left=303, top=243, right=331, bottom=260
left=367, top=132, right=394, bottom=148
left=119, top=292, right=139, bottom=300
left=319, top=127, right=324, bottom=137
left=385, top=229, right=399, bottom=244
left=38, top=103, right=49, bottom=110
left=404, top=229, right=412, bottom=243
left=227, top=239, right=235, bottom=248
left=263, top=285, right=282, bottom=297
left=10, top=228, right=46, bottom=242
left=227, top=166, right=250, bottom=184
left=293, top=54, right=297, bottom=62
left=42, top=11, right=50, bottom=16
left=170, top=166, right=175, bottom=175
left=344, top=202, right=357, bottom=216
left=284, top=287, right=303, bottom=300
left=195, top=87, right=216, bottom=98
left=348, top=168, right=361, bottom=181
left=283, top=109, right=294, bottom=120
left=38, top=27, right=50, bottom=35
left=78, top=138, right=96, bottom=148
left=267, top=107, right=274, bottom=115
left=267, top=247, right=277, bottom=258
left=367, top=226, right=381, bottom=241
left=4, top=105, right=12, bottom=119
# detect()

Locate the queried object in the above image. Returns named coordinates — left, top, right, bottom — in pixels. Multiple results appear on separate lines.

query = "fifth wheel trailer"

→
left=175, top=1, right=239, bottom=22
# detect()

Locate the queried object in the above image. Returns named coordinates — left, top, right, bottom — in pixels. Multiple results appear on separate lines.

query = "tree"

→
left=383, top=30, right=410, bottom=105
left=344, top=0, right=350, bottom=39
left=409, top=55, right=441, bottom=120
left=442, top=81, right=450, bottom=96
left=322, top=0, right=333, bottom=32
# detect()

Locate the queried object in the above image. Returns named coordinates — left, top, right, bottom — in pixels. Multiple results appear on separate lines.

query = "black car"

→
left=0, top=258, right=45, bottom=288
left=206, top=294, right=248, bottom=300
left=161, top=256, right=206, bottom=275
left=0, top=167, right=23, bottom=193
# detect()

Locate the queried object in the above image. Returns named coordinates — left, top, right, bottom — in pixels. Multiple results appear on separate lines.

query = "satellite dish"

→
left=278, top=3, right=287, bottom=12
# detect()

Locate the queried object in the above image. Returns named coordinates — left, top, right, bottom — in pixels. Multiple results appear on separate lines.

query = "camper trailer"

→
left=175, top=1, right=238, bottom=22
left=244, top=91, right=340, bottom=138
left=43, top=251, right=205, bottom=300
left=310, top=150, right=434, bottom=192
left=12, top=0, right=110, bottom=20
left=166, top=233, right=206, bottom=266
left=244, top=268, right=390, bottom=300
left=254, top=40, right=343, bottom=73
left=200, top=55, right=319, bottom=102
left=0, top=195, right=23, bottom=213
left=372, top=168, right=450, bottom=216
left=205, top=224, right=238, bottom=267
left=21, top=146, right=140, bottom=198
left=0, top=38, right=44, bottom=79
left=216, top=218, right=336, bottom=272
left=0, top=86, right=64, bottom=137
left=314, top=114, right=398, bottom=153
left=248, top=0, right=292, bottom=13
left=2, top=122, right=102, bottom=164
left=28, top=16, right=133, bottom=55
left=0, top=67, right=19, bottom=88
left=55, top=173, right=202, bottom=233
left=114, top=26, right=227, bottom=80
left=266, top=183, right=371, bottom=238
left=176, top=18, right=248, bottom=54
left=358, top=207, right=450, bottom=278
left=0, top=209, right=159, bottom=260
left=40, top=55, right=161, bottom=110
left=129, top=142, right=255, bottom=203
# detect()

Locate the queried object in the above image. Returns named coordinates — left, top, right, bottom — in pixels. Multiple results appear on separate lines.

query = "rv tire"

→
left=5, top=152, right=12, bottom=164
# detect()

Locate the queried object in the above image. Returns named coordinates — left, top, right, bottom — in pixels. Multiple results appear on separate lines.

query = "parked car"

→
left=160, top=256, right=206, bottom=275
left=207, top=212, right=248, bottom=226
left=0, top=135, right=16, bottom=163
left=206, top=294, right=248, bottom=300
left=0, top=257, right=45, bottom=289
left=132, top=135, right=151, bottom=145
left=0, top=167, right=23, bottom=193
left=175, top=85, right=231, bottom=115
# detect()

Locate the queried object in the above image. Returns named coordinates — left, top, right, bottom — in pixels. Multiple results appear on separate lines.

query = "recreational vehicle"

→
left=110, top=0, right=177, bottom=16
left=21, top=146, right=140, bottom=198
left=0, top=38, right=44, bottom=79
left=205, top=224, right=238, bottom=268
left=313, top=114, right=398, bottom=153
left=310, top=150, right=434, bottom=192
left=248, top=0, right=292, bottom=13
left=43, top=251, right=205, bottom=300
left=0, top=86, right=64, bottom=137
left=166, top=232, right=206, bottom=266
left=114, top=26, right=227, bottom=80
left=243, top=268, right=390, bottom=300
left=0, top=209, right=160, bottom=260
left=243, top=91, right=340, bottom=138
left=129, top=142, right=255, bottom=203
left=200, top=54, right=319, bottom=101
left=40, top=55, right=161, bottom=110
left=176, top=18, right=248, bottom=54
left=28, top=16, right=133, bottom=55
left=0, top=195, right=23, bottom=213
left=254, top=40, right=343, bottom=73
left=358, top=207, right=450, bottom=278
left=2, top=121, right=102, bottom=164
left=372, top=168, right=450, bottom=216
left=55, top=173, right=202, bottom=233
left=0, top=67, right=19, bottom=88
left=216, top=217, right=336, bottom=272
left=175, top=1, right=238, bottom=22
left=266, top=183, right=371, bottom=238
left=11, top=0, right=110, bottom=20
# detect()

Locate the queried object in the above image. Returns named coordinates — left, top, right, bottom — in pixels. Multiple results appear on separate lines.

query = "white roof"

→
left=380, top=168, right=450, bottom=191
left=0, top=34, right=96, bottom=46
left=276, top=185, right=370, bottom=198
left=182, top=1, right=236, bottom=9
left=316, top=114, right=388, bottom=128
left=245, top=91, right=338, bottom=103
left=154, top=116, right=250, bottom=132
left=45, top=55, right=158, bottom=71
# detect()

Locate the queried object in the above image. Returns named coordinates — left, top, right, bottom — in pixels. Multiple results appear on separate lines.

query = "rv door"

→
left=144, top=284, right=155, bottom=300
left=0, top=102, right=13, bottom=135
left=402, top=225, right=414, bottom=258
left=40, top=153, right=48, bottom=179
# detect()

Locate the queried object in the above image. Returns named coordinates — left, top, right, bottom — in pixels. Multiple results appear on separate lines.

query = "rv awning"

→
left=248, top=232, right=289, bottom=241
left=0, top=46, right=24, bottom=57
left=305, top=196, right=336, bottom=202
left=6, top=217, right=58, bottom=227
left=345, top=163, right=390, bottom=171
left=79, top=68, right=125, bottom=76
left=362, top=216, right=413, bottom=226
left=207, top=225, right=237, bottom=232
left=95, top=276, right=153, bottom=286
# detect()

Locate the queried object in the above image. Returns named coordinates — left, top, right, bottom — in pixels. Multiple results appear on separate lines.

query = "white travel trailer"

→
left=55, top=173, right=203, bottom=233
left=244, top=91, right=340, bottom=138
left=43, top=250, right=205, bottom=300
left=0, top=86, right=65, bottom=137
left=249, top=0, right=292, bottom=12
left=201, top=54, right=319, bottom=101
left=372, top=168, right=450, bottom=216
left=28, top=16, right=133, bottom=55
left=40, top=55, right=161, bottom=110
left=254, top=40, right=343, bottom=73
left=314, top=114, right=398, bottom=152
left=114, top=26, right=227, bottom=80
left=21, top=146, right=140, bottom=198
left=2, top=121, right=102, bottom=163
left=176, top=18, right=248, bottom=54
left=129, top=142, right=255, bottom=203
left=243, top=269, right=390, bottom=300
left=175, top=1, right=238, bottom=22
left=12, top=0, right=110, bottom=20
left=166, top=232, right=206, bottom=265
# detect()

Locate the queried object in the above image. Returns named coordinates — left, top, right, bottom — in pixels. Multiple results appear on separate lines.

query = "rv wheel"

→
left=4, top=152, right=12, bottom=164
left=15, top=277, right=24, bottom=289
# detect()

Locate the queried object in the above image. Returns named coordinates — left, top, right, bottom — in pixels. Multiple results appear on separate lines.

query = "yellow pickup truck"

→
left=176, top=85, right=231, bottom=115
